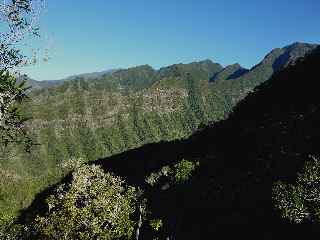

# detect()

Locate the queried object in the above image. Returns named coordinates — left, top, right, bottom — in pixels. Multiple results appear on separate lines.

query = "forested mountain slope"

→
left=21, top=45, right=320, bottom=239
left=0, top=42, right=317, bottom=217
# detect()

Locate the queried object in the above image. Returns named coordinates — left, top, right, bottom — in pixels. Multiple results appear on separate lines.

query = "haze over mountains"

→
left=0, top=42, right=318, bottom=230
left=21, top=69, right=119, bottom=90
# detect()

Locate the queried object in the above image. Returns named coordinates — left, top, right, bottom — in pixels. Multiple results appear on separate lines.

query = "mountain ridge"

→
left=22, top=42, right=318, bottom=91
left=20, top=69, right=119, bottom=90
left=0, top=42, right=318, bottom=219
left=20, top=45, right=320, bottom=239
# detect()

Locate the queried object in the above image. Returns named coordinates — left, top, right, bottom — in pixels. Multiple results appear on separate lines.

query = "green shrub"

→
left=273, top=156, right=320, bottom=223
left=0, top=214, right=28, bottom=240
left=149, top=219, right=163, bottom=231
left=145, top=159, right=199, bottom=187
left=33, top=165, right=145, bottom=239
left=172, top=159, right=199, bottom=184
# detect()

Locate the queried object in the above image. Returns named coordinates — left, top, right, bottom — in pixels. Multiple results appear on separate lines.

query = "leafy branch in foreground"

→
left=32, top=165, right=147, bottom=240
left=0, top=70, right=32, bottom=151
left=145, top=159, right=199, bottom=187
left=1, top=0, right=44, bottom=151
left=1, top=0, right=44, bottom=70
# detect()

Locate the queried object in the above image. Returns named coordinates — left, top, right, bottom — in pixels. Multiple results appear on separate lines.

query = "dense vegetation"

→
left=33, top=165, right=144, bottom=239
left=273, top=156, right=320, bottom=224
left=0, top=43, right=318, bottom=236
left=9, top=45, right=320, bottom=239
left=1, top=0, right=44, bottom=153
left=0, top=71, right=32, bottom=151
left=1, top=0, right=318, bottom=238
left=94, top=46, right=320, bottom=238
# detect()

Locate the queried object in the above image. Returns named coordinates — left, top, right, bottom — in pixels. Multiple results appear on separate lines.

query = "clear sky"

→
left=21, top=0, right=320, bottom=80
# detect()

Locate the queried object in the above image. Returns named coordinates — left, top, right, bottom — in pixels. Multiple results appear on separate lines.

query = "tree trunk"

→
left=135, top=205, right=143, bottom=240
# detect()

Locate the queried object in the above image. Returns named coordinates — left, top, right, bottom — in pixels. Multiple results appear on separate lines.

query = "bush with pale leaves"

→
left=273, top=156, right=320, bottom=223
left=33, top=165, right=144, bottom=240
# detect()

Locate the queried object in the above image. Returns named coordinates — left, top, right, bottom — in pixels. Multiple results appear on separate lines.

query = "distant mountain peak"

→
left=23, top=42, right=318, bottom=91
left=271, top=42, right=318, bottom=71
left=250, top=42, right=318, bottom=73
left=283, top=41, right=318, bottom=51
left=197, top=59, right=215, bottom=65
left=210, top=63, right=248, bottom=82
left=22, top=68, right=118, bottom=90
left=157, top=59, right=222, bottom=80
left=115, top=64, right=155, bottom=74
left=232, top=63, right=242, bottom=68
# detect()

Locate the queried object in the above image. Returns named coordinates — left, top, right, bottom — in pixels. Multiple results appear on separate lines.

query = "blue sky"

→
left=22, top=0, right=320, bottom=80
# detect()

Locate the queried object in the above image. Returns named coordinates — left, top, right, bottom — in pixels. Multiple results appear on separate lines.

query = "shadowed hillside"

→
left=0, top=43, right=317, bottom=217
left=20, top=46, right=320, bottom=239
left=97, top=45, right=320, bottom=239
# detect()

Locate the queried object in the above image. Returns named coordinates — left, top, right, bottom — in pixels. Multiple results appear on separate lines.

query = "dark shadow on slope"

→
left=94, top=139, right=192, bottom=187
left=18, top=173, right=73, bottom=224
left=96, top=46, right=320, bottom=239
left=227, top=68, right=249, bottom=79
left=19, top=47, right=320, bottom=239
left=272, top=51, right=291, bottom=72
